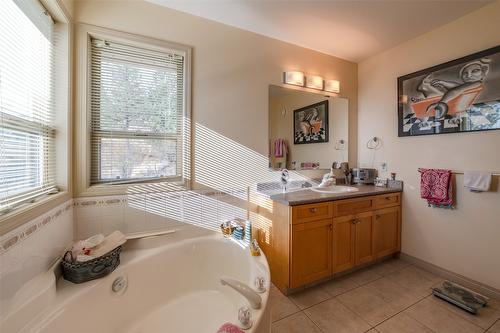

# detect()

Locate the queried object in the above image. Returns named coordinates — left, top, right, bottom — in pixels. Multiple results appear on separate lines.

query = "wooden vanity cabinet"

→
left=332, top=215, right=355, bottom=273
left=254, top=191, right=402, bottom=294
left=373, top=206, right=401, bottom=258
left=290, top=219, right=333, bottom=288
left=353, top=212, right=375, bottom=266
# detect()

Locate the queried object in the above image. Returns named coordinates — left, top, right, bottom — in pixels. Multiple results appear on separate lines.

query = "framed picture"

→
left=293, top=100, right=329, bottom=144
left=398, top=45, right=500, bottom=137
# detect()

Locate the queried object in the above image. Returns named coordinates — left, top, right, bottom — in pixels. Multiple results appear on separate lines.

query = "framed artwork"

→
left=398, top=45, right=500, bottom=137
left=293, top=100, right=329, bottom=144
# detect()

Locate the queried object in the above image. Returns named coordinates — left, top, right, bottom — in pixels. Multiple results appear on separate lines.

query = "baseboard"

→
left=399, top=252, right=500, bottom=300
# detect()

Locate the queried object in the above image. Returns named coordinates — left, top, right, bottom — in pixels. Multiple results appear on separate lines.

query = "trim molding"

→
left=0, top=200, right=73, bottom=254
left=73, top=24, right=192, bottom=197
left=400, top=252, right=500, bottom=300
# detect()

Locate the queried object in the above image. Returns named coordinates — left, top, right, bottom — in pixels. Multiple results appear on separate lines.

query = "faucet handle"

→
left=254, top=276, right=266, bottom=293
left=281, top=169, right=289, bottom=184
left=238, top=306, right=252, bottom=329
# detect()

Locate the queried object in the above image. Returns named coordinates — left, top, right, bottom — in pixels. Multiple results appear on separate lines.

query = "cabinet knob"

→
left=309, top=207, right=317, bottom=213
left=329, top=224, right=333, bottom=230
left=375, top=215, right=381, bottom=220
left=351, top=218, right=360, bottom=224
left=385, top=196, right=391, bottom=200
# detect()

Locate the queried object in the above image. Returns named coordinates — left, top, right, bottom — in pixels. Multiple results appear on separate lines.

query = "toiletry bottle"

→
left=244, top=220, right=252, bottom=244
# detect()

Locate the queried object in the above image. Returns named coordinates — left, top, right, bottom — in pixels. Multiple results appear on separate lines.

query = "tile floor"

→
left=270, top=258, right=500, bottom=333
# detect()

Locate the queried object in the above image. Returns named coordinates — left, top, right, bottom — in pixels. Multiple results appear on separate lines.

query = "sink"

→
left=309, top=185, right=359, bottom=194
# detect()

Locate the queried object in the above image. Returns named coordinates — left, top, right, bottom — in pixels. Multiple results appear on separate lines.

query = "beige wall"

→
left=73, top=0, right=357, bottom=191
left=269, top=86, right=348, bottom=169
left=358, top=1, right=500, bottom=290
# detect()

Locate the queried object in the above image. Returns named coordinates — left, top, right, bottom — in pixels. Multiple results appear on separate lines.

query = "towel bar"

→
left=418, top=168, right=500, bottom=176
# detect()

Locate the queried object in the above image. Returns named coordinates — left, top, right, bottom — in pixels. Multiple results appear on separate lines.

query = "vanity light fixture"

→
left=399, top=95, right=408, bottom=104
left=325, top=79, right=340, bottom=93
left=283, top=71, right=305, bottom=87
left=305, top=75, right=324, bottom=90
left=283, top=71, right=341, bottom=93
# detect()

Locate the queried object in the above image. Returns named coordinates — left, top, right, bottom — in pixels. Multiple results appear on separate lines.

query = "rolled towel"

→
left=75, top=231, right=126, bottom=262
left=464, top=171, right=491, bottom=192
left=90, top=231, right=126, bottom=258
left=216, top=323, right=244, bottom=333
left=71, top=234, right=105, bottom=258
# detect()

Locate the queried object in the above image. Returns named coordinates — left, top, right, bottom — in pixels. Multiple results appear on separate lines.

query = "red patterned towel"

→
left=419, top=168, right=453, bottom=208
left=216, top=323, right=245, bottom=333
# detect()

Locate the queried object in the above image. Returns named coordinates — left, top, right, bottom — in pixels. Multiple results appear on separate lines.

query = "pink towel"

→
left=274, top=139, right=287, bottom=158
left=419, top=168, right=453, bottom=208
left=216, top=323, right=244, bottom=333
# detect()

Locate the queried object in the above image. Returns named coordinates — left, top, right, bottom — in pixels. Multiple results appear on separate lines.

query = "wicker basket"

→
left=61, top=246, right=122, bottom=284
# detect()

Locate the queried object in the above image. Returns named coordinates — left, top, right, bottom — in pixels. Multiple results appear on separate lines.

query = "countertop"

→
left=268, top=184, right=402, bottom=206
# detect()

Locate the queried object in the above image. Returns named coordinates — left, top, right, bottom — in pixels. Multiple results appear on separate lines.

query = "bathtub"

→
left=2, top=228, right=271, bottom=333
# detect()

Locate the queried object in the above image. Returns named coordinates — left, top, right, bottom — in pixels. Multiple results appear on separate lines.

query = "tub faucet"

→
left=220, top=276, right=262, bottom=309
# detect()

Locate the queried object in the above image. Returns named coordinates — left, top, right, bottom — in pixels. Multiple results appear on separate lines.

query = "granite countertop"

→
left=268, top=184, right=402, bottom=206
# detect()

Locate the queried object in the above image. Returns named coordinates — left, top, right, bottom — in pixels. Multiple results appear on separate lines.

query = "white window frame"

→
left=75, top=24, right=192, bottom=196
left=0, top=0, right=72, bottom=235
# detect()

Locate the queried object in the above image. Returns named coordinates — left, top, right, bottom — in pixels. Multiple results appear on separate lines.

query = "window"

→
left=0, top=0, right=57, bottom=213
left=89, top=37, right=187, bottom=185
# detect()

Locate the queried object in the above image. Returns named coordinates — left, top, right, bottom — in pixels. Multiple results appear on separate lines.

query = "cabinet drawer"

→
left=292, top=202, right=333, bottom=224
left=333, top=197, right=374, bottom=217
left=375, top=193, right=400, bottom=208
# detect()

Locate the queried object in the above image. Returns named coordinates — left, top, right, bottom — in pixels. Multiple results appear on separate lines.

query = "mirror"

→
left=269, top=85, right=348, bottom=171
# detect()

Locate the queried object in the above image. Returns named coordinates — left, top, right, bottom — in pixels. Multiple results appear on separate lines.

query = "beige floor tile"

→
left=288, top=284, right=332, bottom=310
left=405, top=296, right=483, bottom=333
left=375, top=313, right=433, bottom=333
left=385, top=266, right=438, bottom=297
left=347, top=267, right=383, bottom=286
left=337, top=285, right=399, bottom=326
left=304, top=298, right=371, bottom=333
left=269, top=284, right=300, bottom=322
left=370, top=258, right=411, bottom=277
left=322, top=276, right=360, bottom=297
left=432, top=294, right=500, bottom=329
left=490, top=298, right=500, bottom=311
left=487, top=319, right=500, bottom=332
left=271, top=312, right=322, bottom=333
left=365, top=277, right=426, bottom=311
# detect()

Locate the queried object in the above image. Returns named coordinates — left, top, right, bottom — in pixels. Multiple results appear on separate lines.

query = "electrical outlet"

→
left=381, top=162, right=388, bottom=172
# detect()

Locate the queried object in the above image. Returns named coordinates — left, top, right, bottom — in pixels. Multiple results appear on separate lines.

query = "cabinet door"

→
left=373, top=207, right=401, bottom=258
left=354, top=213, right=374, bottom=265
left=290, top=219, right=333, bottom=288
left=333, top=216, right=355, bottom=273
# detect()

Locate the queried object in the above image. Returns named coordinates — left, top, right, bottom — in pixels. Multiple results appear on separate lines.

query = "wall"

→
left=358, top=0, right=500, bottom=290
left=0, top=201, right=73, bottom=317
left=73, top=0, right=358, bottom=194
left=73, top=191, right=247, bottom=240
left=269, top=86, right=349, bottom=169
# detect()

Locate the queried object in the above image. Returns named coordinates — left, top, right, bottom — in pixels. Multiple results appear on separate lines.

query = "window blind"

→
left=0, top=0, right=56, bottom=213
left=89, top=38, right=185, bottom=184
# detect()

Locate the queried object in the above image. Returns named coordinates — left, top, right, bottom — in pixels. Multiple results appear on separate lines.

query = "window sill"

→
left=0, top=191, right=72, bottom=236
left=76, top=179, right=191, bottom=198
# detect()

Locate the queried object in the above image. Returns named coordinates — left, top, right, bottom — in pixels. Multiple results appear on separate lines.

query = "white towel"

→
left=463, top=171, right=491, bottom=192
left=75, top=231, right=126, bottom=262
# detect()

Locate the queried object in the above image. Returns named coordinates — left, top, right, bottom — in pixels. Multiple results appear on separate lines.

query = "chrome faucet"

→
left=220, top=276, right=262, bottom=309
left=280, top=168, right=289, bottom=193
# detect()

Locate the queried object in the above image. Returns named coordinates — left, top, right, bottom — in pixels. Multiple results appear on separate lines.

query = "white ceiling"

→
left=148, top=0, right=492, bottom=62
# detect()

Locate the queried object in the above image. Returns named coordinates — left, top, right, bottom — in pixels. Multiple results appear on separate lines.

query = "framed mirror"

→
left=269, top=85, right=348, bottom=171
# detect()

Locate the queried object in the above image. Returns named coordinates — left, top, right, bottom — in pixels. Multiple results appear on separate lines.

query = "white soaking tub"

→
left=3, top=229, right=271, bottom=333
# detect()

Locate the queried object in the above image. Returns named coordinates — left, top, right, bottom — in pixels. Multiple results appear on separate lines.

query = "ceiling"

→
left=148, top=0, right=492, bottom=62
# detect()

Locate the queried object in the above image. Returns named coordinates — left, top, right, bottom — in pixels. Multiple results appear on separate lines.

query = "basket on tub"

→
left=61, top=246, right=122, bottom=284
